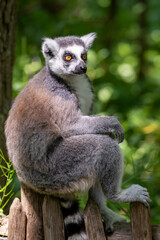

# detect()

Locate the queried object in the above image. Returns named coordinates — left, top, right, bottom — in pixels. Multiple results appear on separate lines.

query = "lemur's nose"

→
left=75, top=63, right=87, bottom=74
left=80, top=65, right=87, bottom=73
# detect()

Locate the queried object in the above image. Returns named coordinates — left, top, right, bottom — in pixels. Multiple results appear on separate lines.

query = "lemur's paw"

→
left=104, top=215, right=126, bottom=235
left=108, top=117, right=124, bottom=143
left=129, top=184, right=151, bottom=207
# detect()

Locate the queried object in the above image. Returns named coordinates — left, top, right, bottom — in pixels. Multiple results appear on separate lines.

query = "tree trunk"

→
left=0, top=0, right=17, bottom=213
left=104, top=0, right=118, bottom=48
left=137, top=0, right=147, bottom=81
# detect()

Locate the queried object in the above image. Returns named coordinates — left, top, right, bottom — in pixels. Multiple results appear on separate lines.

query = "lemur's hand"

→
left=64, top=116, right=124, bottom=142
left=107, top=117, right=124, bottom=143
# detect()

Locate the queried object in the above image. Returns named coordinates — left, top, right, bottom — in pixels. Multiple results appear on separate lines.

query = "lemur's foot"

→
left=103, top=212, right=126, bottom=235
left=126, top=184, right=151, bottom=207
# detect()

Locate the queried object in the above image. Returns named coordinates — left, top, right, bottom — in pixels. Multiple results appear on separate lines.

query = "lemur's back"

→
left=6, top=67, right=80, bottom=181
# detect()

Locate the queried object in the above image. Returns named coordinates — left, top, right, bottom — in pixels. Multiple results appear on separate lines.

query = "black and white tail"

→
left=60, top=199, right=87, bottom=240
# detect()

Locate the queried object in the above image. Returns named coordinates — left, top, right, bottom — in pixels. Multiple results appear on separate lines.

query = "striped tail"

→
left=60, top=199, right=87, bottom=240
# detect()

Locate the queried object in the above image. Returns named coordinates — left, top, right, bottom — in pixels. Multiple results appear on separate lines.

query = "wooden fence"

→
left=1, top=184, right=160, bottom=240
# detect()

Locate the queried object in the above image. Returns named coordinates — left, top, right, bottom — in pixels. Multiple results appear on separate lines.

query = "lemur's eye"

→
left=82, top=54, right=87, bottom=60
left=65, top=56, right=72, bottom=61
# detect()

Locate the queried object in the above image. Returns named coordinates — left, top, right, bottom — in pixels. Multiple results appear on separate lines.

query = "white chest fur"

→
left=67, top=75, right=94, bottom=115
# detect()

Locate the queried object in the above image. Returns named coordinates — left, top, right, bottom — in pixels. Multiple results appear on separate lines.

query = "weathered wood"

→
left=108, top=223, right=160, bottom=240
left=84, top=198, right=107, bottom=240
left=130, top=202, right=152, bottom=240
left=0, top=215, right=8, bottom=237
left=8, top=198, right=26, bottom=240
left=3, top=221, right=160, bottom=240
left=3, top=203, right=160, bottom=240
left=21, top=184, right=44, bottom=240
left=152, top=224, right=160, bottom=240
left=108, top=222, right=132, bottom=240
left=43, top=196, right=65, bottom=240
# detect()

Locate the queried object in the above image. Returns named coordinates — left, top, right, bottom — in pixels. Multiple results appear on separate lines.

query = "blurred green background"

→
left=10, top=0, right=160, bottom=223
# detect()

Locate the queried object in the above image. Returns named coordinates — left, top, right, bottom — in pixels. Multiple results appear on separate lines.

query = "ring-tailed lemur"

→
left=5, top=33, right=151, bottom=240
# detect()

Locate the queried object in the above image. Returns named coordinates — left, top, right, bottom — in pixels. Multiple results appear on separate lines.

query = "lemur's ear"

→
left=42, top=38, right=59, bottom=59
left=81, top=33, right=97, bottom=49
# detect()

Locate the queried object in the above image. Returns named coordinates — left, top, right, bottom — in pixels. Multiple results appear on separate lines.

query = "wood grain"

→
left=8, top=198, right=26, bottom=240
left=130, top=202, right=152, bottom=240
left=84, top=198, right=107, bottom=240
left=108, top=222, right=132, bottom=240
left=21, top=184, right=44, bottom=240
left=4, top=200, right=160, bottom=240
left=43, top=196, right=65, bottom=240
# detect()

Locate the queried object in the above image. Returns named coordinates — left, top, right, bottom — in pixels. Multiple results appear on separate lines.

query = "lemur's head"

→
left=42, top=33, right=96, bottom=76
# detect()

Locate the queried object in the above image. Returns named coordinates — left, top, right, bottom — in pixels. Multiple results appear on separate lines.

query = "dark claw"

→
left=109, top=131, right=124, bottom=143
left=103, top=221, right=114, bottom=236
left=106, top=227, right=114, bottom=236
left=107, top=117, right=125, bottom=143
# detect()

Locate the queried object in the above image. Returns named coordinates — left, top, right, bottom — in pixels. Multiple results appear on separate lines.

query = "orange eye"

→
left=65, top=56, right=72, bottom=61
left=82, top=54, right=87, bottom=60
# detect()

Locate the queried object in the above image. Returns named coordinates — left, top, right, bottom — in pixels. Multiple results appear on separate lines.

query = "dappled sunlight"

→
left=24, top=57, right=42, bottom=75
left=97, top=0, right=110, bottom=8
left=117, top=63, right=136, bottom=83
left=87, top=48, right=109, bottom=80
left=150, top=29, right=160, bottom=43
left=98, top=85, right=113, bottom=103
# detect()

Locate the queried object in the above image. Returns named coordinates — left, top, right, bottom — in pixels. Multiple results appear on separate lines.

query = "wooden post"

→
left=43, top=196, right=65, bottom=240
left=130, top=202, right=152, bottom=240
left=84, top=198, right=107, bottom=240
left=8, top=198, right=26, bottom=240
left=21, top=184, right=44, bottom=240
left=108, top=222, right=132, bottom=240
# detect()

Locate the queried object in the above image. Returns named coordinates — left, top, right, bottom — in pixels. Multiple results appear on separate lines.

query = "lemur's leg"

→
left=89, top=182, right=126, bottom=234
left=22, top=133, right=150, bottom=224
left=96, top=140, right=151, bottom=208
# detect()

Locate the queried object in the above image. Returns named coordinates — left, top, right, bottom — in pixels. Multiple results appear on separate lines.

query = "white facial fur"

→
left=80, top=32, right=97, bottom=49
left=53, top=45, right=85, bottom=75
left=42, top=33, right=96, bottom=76
left=43, top=44, right=86, bottom=76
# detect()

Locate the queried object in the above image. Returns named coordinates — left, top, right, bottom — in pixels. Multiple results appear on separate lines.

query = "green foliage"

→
left=0, top=150, right=15, bottom=215
left=9, top=0, right=160, bottom=223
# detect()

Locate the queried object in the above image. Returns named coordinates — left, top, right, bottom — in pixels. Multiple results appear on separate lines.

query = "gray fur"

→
left=5, top=33, right=151, bottom=237
left=55, top=36, right=85, bottom=48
